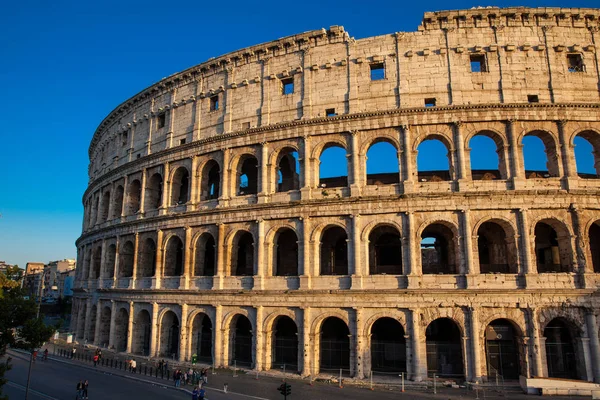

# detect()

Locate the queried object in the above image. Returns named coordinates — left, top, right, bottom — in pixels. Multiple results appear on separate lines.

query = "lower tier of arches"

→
left=71, top=298, right=600, bottom=383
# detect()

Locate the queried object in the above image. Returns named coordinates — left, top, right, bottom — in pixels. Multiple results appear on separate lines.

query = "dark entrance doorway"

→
left=272, top=316, right=298, bottom=371
left=544, top=318, right=578, bottom=379
left=320, top=317, right=350, bottom=374
left=232, top=315, right=253, bottom=367
left=426, top=318, right=464, bottom=378
left=370, top=318, right=406, bottom=374
left=485, top=319, right=520, bottom=379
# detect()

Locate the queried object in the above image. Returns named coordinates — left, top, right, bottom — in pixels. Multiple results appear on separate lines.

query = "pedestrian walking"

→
left=93, top=354, right=98, bottom=367
left=201, top=367, right=208, bottom=384
left=97, top=349, right=102, bottom=360
left=192, top=387, right=200, bottom=400
left=174, top=369, right=181, bottom=387
left=82, top=379, right=89, bottom=399
left=76, top=380, right=84, bottom=398
left=198, top=386, right=206, bottom=400
left=71, top=347, right=76, bottom=359
left=43, top=348, right=48, bottom=361
left=130, top=359, right=137, bottom=373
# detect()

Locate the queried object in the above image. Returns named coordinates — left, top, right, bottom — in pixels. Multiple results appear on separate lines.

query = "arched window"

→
left=485, top=319, right=522, bottom=379
left=91, top=246, right=102, bottom=279
left=366, top=141, right=399, bottom=185
left=426, top=318, right=464, bottom=378
left=160, top=311, right=180, bottom=358
left=232, top=231, right=254, bottom=276
left=421, top=224, right=457, bottom=274
left=238, top=156, right=258, bottom=195
left=114, top=308, right=129, bottom=352
left=469, top=133, right=505, bottom=180
left=274, top=228, right=298, bottom=276
left=191, top=313, right=213, bottom=363
left=201, top=161, right=221, bottom=200
left=277, top=148, right=300, bottom=192
left=522, top=131, right=559, bottom=178
left=477, top=221, right=515, bottom=274
left=125, top=180, right=141, bottom=215
left=574, top=131, right=600, bottom=178
left=99, top=191, right=110, bottom=223
left=369, top=225, right=402, bottom=275
left=119, top=241, right=134, bottom=278
left=194, top=233, right=216, bottom=276
left=133, top=310, right=151, bottom=356
left=98, top=306, right=111, bottom=345
left=320, top=226, right=348, bottom=275
left=111, top=185, right=124, bottom=219
left=370, top=318, right=406, bottom=373
left=544, top=318, right=579, bottom=379
left=534, top=221, right=571, bottom=273
left=319, top=145, right=348, bottom=188
left=164, top=236, right=184, bottom=276
left=105, top=244, right=116, bottom=278
left=171, top=167, right=190, bottom=205
left=231, top=315, right=253, bottom=367
left=320, top=317, right=350, bottom=373
left=138, top=238, right=157, bottom=278
left=417, top=137, right=451, bottom=181
left=146, top=173, right=163, bottom=210
left=272, top=316, right=298, bottom=371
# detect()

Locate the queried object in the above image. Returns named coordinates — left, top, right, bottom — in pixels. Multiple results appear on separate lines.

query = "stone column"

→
left=580, top=336, right=594, bottom=382
left=409, top=309, right=424, bottom=381
left=120, top=175, right=128, bottom=218
left=586, top=312, right=600, bottom=383
left=557, top=120, right=577, bottom=180
left=507, top=120, right=525, bottom=185
left=301, top=307, right=311, bottom=377
left=99, top=239, right=106, bottom=288
left=108, top=301, right=117, bottom=349
left=192, top=78, right=203, bottom=141
left=214, top=223, right=226, bottom=290
left=83, top=298, right=93, bottom=343
left=461, top=210, right=477, bottom=287
left=518, top=208, right=534, bottom=276
left=189, top=156, right=199, bottom=206
left=453, top=121, right=469, bottom=181
left=255, top=306, right=264, bottom=370
left=255, top=220, right=265, bottom=290
left=131, top=233, right=139, bottom=288
left=93, top=300, right=103, bottom=345
left=349, top=131, right=361, bottom=197
left=126, top=301, right=134, bottom=353
left=406, top=212, right=421, bottom=288
left=153, top=230, right=164, bottom=289
left=182, top=227, right=192, bottom=289
left=354, top=307, right=366, bottom=379
left=179, top=303, right=188, bottom=362
left=113, top=237, right=120, bottom=286
left=219, top=149, right=231, bottom=205
left=529, top=308, right=544, bottom=377
left=469, top=308, right=482, bottom=382
left=213, top=305, right=223, bottom=367
left=160, top=163, right=170, bottom=215
left=149, top=302, right=159, bottom=357
left=402, top=125, right=416, bottom=192
left=299, top=217, right=312, bottom=289
left=300, top=135, right=312, bottom=200
left=351, top=214, right=363, bottom=289
left=139, top=168, right=147, bottom=214
left=258, top=143, right=269, bottom=203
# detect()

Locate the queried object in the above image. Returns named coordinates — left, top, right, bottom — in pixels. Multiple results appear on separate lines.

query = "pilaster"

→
left=179, top=303, right=188, bottom=362
left=126, top=301, right=134, bottom=353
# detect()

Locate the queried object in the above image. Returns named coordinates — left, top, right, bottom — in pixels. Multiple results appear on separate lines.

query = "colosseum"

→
left=72, top=7, right=600, bottom=385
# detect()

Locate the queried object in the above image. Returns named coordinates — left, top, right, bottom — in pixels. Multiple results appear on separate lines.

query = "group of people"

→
left=76, top=379, right=89, bottom=399
left=92, top=348, right=102, bottom=366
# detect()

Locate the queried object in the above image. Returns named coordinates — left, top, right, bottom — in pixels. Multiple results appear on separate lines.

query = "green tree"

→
left=0, top=269, right=54, bottom=400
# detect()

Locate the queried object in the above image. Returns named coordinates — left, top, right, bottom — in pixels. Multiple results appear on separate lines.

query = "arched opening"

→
left=469, top=133, right=504, bottom=180
left=98, top=306, right=111, bottom=346
left=238, top=155, right=258, bottom=195
left=426, top=318, right=464, bottom=378
left=522, top=132, right=559, bottom=178
left=92, top=197, right=99, bottom=226
left=272, top=316, right=298, bottom=371
left=277, top=148, right=300, bottom=192
left=485, top=319, right=521, bottom=380
left=320, top=226, right=348, bottom=275
left=319, top=317, right=350, bottom=373
left=164, top=236, right=184, bottom=276
left=114, top=308, right=129, bottom=353
left=171, top=167, right=190, bottom=205
left=118, top=241, right=134, bottom=278
left=366, top=141, right=399, bottom=185
left=319, top=145, right=348, bottom=188
left=146, top=173, right=163, bottom=210
left=370, top=318, right=406, bottom=374
left=105, top=244, right=116, bottom=278
left=230, top=315, right=253, bottom=367
left=589, top=221, right=600, bottom=273
left=478, top=222, right=514, bottom=274
left=544, top=318, right=579, bottom=379
left=201, top=160, right=221, bottom=200
left=133, top=310, right=151, bottom=356
left=100, top=191, right=110, bottom=223
left=125, top=180, right=141, bottom=215
left=91, top=246, right=102, bottom=279
left=191, top=313, right=213, bottom=363
left=111, top=185, right=124, bottom=219
left=87, top=305, right=97, bottom=342
left=232, top=231, right=254, bottom=276
left=534, top=221, right=571, bottom=273
left=77, top=304, right=87, bottom=338
left=369, top=225, right=403, bottom=275
left=159, top=311, right=180, bottom=358
left=275, top=228, right=298, bottom=276
left=421, top=224, right=457, bottom=274
left=138, top=238, right=156, bottom=277
left=573, top=131, right=600, bottom=178
left=194, top=233, right=216, bottom=276
left=417, top=137, right=451, bottom=181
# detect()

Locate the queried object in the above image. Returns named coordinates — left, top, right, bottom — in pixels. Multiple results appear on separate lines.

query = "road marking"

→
left=7, top=381, right=62, bottom=400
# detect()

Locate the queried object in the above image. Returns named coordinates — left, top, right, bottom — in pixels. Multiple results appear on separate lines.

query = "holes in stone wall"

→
left=119, top=240, right=135, bottom=278
left=369, top=225, right=402, bottom=275
left=574, top=131, right=600, bottom=178
left=534, top=221, right=571, bottom=273
left=417, top=138, right=451, bottom=181
left=194, top=233, right=216, bottom=276
left=232, top=231, right=254, bottom=276
left=320, top=226, right=348, bottom=275
left=238, top=156, right=258, bottom=195
left=201, top=160, right=221, bottom=200
left=126, top=180, right=141, bottom=215
left=111, top=185, right=124, bottom=219
left=319, top=145, right=348, bottom=188
left=164, top=236, right=184, bottom=276
left=370, top=63, right=385, bottom=80
left=371, top=318, right=406, bottom=373
left=366, top=141, right=399, bottom=185
left=421, top=223, right=456, bottom=274
left=171, top=167, right=190, bottom=205
left=146, top=173, right=163, bottom=210
left=138, top=238, right=157, bottom=278
left=272, top=316, right=298, bottom=371
left=277, top=149, right=300, bottom=192
left=274, top=228, right=298, bottom=276
left=426, top=318, right=464, bottom=378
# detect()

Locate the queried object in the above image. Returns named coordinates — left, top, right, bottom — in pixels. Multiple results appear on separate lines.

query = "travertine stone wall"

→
left=73, top=7, right=600, bottom=384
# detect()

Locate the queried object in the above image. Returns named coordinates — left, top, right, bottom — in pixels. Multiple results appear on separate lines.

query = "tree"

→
left=0, top=269, right=54, bottom=400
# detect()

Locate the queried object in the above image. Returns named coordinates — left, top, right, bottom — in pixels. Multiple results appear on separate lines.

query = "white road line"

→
left=6, top=381, right=62, bottom=400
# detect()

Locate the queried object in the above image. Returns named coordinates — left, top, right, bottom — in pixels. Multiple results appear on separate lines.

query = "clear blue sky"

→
left=1, top=0, right=597, bottom=269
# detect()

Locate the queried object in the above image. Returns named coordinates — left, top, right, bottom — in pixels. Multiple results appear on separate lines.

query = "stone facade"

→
left=73, top=7, right=600, bottom=383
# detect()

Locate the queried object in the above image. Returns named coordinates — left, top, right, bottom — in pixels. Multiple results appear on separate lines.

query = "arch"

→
left=477, top=220, right=517, bottom=274
left=534, top=219, right=572, bottom=273
left=145, top=173, right=163, bottom=210
left=416, top=134, right=452, bottom=181
left=521, top=130, right=560, bottom=178
left=271, top=316, right=299, bottom=371
left=368, top=225, right=403, bottom=275
left=159, top=310, right=180, bottom=358
left=190, top=312, right=213, bottom=363
left=133, top=309, right=151, bottom=356
left=111, top=185, right=124, bottom=219
left=573, top=130, right=600, bottom=177
left=194, top=233, right=216, bottom=276
left=420, top=222, right=458, bottom=274
left=105, top=243, right=116, bottom=278
left=125, top=179, right=141, bottom=215
left=484, top=319, right=523, bottom=379
left=138, top=237, right=156, bottom=278
left=98, top=306, right=111, bottom=346
left=164, top=235, right=184, bottom=276
left=274, top=228, right=299, bottom=276
left=320, top=225, right=348, bottom=275
left=87, top=305, right=97, bottom=342
left=231, top=230, right=254, bottom=276
left=544, top=317, right=581, bottom=379
left=91, top=246, right=102, bottom=279
left=276, top=147, right=300, bottom=192
left=200, top=159, right=221, bottom=200
left=237, top=155, right=259, bottom=195
left=319, top=317, right=350, bottom=373
left=319, top=144, right=348, bottom=188
left=468, top=130, right=507, bottom=180
left=230, top=314, right=253, bottom=367
left=366, top=140, right=400, bottom=185
left=425, top=318, right=464, bottom=378
left=370, top=317, right=407, bottom=373
left=171, top=167, right=190, bottom=205
left=118, top=241, right=134, bottom=278
left=114, top=307, right=129, bottom=352
left=589, top=220, right=600, bottom=273
left=99, top=191, right=111, bottom=223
